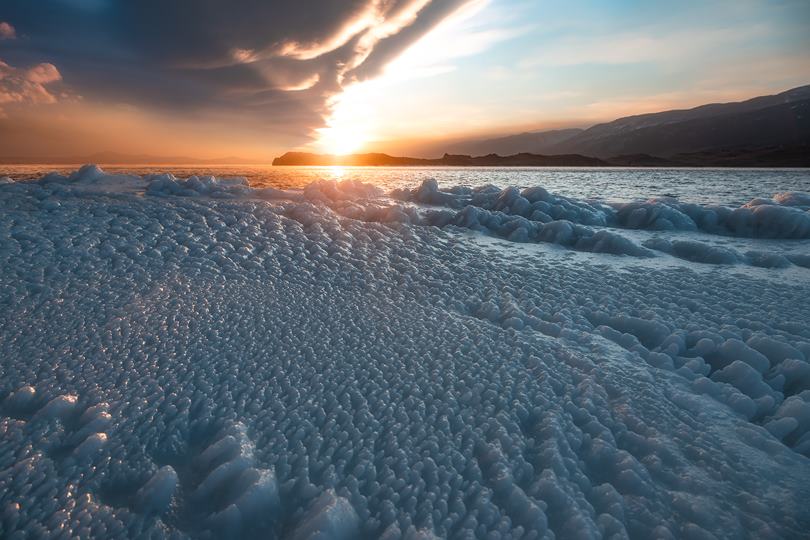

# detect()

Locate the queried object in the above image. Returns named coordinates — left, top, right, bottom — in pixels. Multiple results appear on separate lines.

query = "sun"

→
left=315, top=81, right=378, bottom=155
left=315, top=124, right=366, bottom=156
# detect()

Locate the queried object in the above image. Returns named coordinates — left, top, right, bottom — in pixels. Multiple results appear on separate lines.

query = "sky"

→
left=0, top=0, right=809, bottom=160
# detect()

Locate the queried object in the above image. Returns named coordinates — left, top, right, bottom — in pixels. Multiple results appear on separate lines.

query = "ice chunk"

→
left=770, top=396, right=810, bottom=448
left=33, top=394, right=78, bottom=421
left=291, top=491, right=359, bottom=540
left=134, top=466, right=178, bottom=515
left=711, top=361, right=774, bottom=400
left=196, top=435, right=242, bottom=472
left=304, top=179, right=382, bottom=201
left=193, top=456, right=253, bottom=502
left=230, top=468, right=279, bottom=521
left=4, top=385, right=37, bottom=412
left=773, top=192, right=810, bottom=209
left=646, top=239, right=740, bottom=265
left=745, top=250, right=791, bottom=268
left=747, top=335, right=805, bottom=364
left=716, top=339, right=770, bottom=372
left=613, top=200, right=698, bottom=231
left=72, top=432, right=107, bottom=459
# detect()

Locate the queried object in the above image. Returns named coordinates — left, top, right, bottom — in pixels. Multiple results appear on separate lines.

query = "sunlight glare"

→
left=315, top=81, right=379, bottom=155
left=313, top=0, right=498, bottom=154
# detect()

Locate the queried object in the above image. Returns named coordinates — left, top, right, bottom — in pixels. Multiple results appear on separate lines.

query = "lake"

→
left=3, top=165, right=810, bottom=206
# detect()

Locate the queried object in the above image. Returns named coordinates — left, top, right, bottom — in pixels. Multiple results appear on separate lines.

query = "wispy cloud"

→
left=312, top=0, right=526, bottom=152
left=0, top=0, right=486, bottom=150
left=384, top=0, right=529, bottom=81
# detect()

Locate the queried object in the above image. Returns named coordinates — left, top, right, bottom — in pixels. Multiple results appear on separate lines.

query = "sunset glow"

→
left=1, top=0, right=808, bottom=160
left=313, top=0, right=500, bottom=154
left=314, top=84, right=376, bottom=155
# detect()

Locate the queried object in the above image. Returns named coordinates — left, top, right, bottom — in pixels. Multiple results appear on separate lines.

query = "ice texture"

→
left=0, top=167, right=809, bottom=539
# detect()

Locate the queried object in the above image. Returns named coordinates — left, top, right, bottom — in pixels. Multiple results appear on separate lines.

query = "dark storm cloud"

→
left=0, top=0, right=471, bottom=143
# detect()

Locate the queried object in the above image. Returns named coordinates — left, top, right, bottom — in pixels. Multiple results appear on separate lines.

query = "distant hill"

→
left=274, top=147, right=810, bottom=168
left=418, top=85, right=810, bottom=166
left=272, top=151, right=608, bottom=167
left=442, top=128, right=583, bottom=156
left=548, top=85, right=810, bottom=158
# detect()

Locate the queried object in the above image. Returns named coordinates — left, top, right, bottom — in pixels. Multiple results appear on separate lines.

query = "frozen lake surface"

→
left=4, top=164, right=810, bottom=206
left=1, top=165, right=809, bottom=539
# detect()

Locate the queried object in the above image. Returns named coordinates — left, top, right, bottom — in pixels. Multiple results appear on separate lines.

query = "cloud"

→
left=25, top=63, right=62, bottom=84
left=0, top=0, right=482, bottom=149
left=0, top=60, right=65, bottom=114
left=0, top=22, right=15, bottom=39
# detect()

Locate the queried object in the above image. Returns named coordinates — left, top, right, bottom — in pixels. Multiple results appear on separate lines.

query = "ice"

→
left=773, top=191, right=810, bottom=209
left=0, top=166, right=809, bottom=538
left=72, top=432, right=108, bottom=459
left=133, top=465, right=178, bottom=515
left=146, top=174, right=252, bottom=199
left=291, top=490, right=360, bottom=540
left=747, top=335, right=806, bottom=364
left=398, top=179, right=810, bottom=239
left=613, top=200, right=698, bottom=231
left=643, top=238, right=741, bottom=265
left=33, top=394, right=78, bottom=420
left=4, top=385, right=37, bottom=412
left=43, top=164, right=146, bottom=193
left=709, top=338, right=771, bottom=373
left=304, top=179, right=384, bottom=201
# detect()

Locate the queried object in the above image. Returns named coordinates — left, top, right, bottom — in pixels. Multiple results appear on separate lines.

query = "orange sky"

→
left=1, top=0, right=809, bottom=160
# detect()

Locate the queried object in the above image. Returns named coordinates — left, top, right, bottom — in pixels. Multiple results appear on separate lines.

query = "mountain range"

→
left=4, top=85, right=808, bottom=167
left=442, top=85, right=810, bottom=164
left=271, top=152, right=609, bottom=167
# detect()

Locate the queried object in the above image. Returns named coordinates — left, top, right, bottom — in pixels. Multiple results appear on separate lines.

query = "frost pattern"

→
left=0, top=166, right=809, bottom=539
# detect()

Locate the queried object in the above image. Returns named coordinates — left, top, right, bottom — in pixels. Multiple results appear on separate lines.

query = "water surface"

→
left=3, top=164, right=809, bottom=206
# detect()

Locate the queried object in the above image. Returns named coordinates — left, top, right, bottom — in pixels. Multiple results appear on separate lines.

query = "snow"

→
left=0, top=166, right=809, bottom=539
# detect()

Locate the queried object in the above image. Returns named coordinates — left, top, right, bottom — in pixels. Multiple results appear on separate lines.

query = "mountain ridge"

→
left=427, top=85, right=810, bottom=160
left=272, top=151, right=609, bottom=167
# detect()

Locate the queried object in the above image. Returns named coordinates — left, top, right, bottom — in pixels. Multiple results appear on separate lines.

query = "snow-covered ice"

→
left=1, top=165, right=809, bottom=539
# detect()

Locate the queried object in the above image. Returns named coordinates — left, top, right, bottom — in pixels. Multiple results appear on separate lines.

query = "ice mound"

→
left=133, top=465, right=178, bottom=516
left=146, top=173, right=253, bottom=199
left=434, top=205, right=650, bottom=256
left=304, top=179, right=384, bottom=201
left=6, top=169, right=807, bottom=267
left=396, top=179, right=810, bottom=240
left=613, top=200, right=699, bottom=231
left=643, top=238, right=741, bottom=265
left=395, top=180, right=610, bottom=226
left=769, top=191, right=810, bottom=209
left=188, top=423, right=281, bottom=536
left=40, top=164, right=146, bottom=193
left=291, top=490, right=359, bottom=540
left=1, top=167, right=809, bottom=538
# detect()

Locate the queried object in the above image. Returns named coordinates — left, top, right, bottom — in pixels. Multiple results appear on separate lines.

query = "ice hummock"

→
left=0, top=165, right=809, bottom=539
